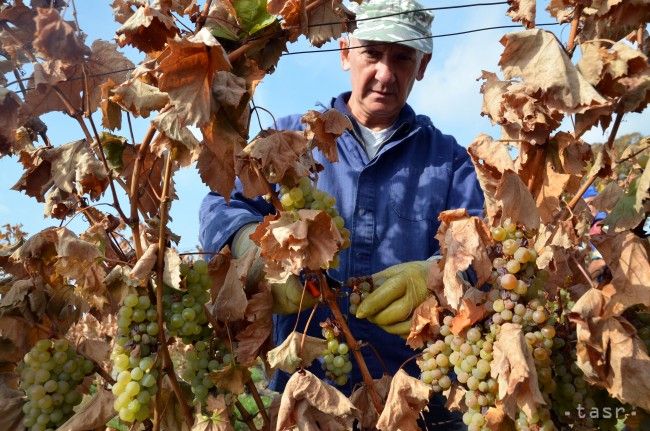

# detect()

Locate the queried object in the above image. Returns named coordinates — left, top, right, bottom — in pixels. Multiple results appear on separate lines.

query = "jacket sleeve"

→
left=198, top=114, right=303, bottom=253
left=445, top=144, right=485, bottom=218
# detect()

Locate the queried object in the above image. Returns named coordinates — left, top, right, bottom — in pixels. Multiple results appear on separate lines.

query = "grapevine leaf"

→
left=0, top=88, right=21, bottom=157
left=111, top=0, right=145, bottom=24
left=209, top=363, right=250, bottom=395
left=494, top=170, right=541, bottom=230
left=251, top=210, right=343, bottom=283
left=444, top=382, right=466, bottom=412
left=600, top=187, right=645, bottom=233
left=236, top=129, right=312, bottom=197
left=209, top=248, right=254, bottom=322
left=99, top=78, right=122, bottom=131
left=156, top=28, right=231, bottom=127
left=485, top=405, right=513, bottom=431
left=301, top=109, right=350, bottom=163
left=33, top=7, right=87, bottom=62
left=592, top=231, right=650, bottom=316
left=235, top=288, right=274, bottom=367
left=468, top=134, right=515, bottom=225
left=55, top=387, right=115, bottom=430
left=152, top=107, right=201, bottom=167
left=435, top=210, right=493, bottom=311
left=276, top=369, right=358, bottom=430
left=194, top=394, right=234, bottom=431
left=0, top=383, right=25, bottom=431
left=499, top=29, right=608, bottom=114
left=77, top=339, right=110, bottom=366
left=0, top=315, right=49, bottom=363
left=506, top=0, right=536, bottom=29
left=376, top=369, right=431, bottom=431
left=350, top=374, right=391, bottom=429
left=205, top=0, right=242, bottom=41
left=450, top=298, right=487, bottom=336
left=266, top=331, right=327, bottom=373
left=116, top=4, right=178, bottom=52
left=198, top=114, right=246, bottom=201
left=479, top=71, right=562, bottom=145
left=570, top=289, right=650, bottom=411
left=232, top=0, right=276, bottom=35
left=268, top=0, right=353, bottom=47
left=578, top=0, right=650, bottom=43
left=406, top=295, right=441, bottom=349
left=491, top=323, right=546, bottom=419
left=110, top=78, right=170, bottom=118
left=207, top=246, right=232, bottom=301
left=211, top=71, right=250, bottom=132
left=152, top=0, right=199, bottom=16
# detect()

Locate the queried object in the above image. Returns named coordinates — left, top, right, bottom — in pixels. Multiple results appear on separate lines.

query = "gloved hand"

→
left=355, top=261, right=430, bottom=331
left=233, top=223, right=318, bottom=315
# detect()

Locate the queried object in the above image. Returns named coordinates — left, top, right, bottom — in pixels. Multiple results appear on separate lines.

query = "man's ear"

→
left=340, top=38, right=351, bottom=71
left=415, top=53, right=432, bottom=81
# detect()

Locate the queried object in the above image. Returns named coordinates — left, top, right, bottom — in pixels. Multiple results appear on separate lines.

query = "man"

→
left=199, top=0, right=483, bottom=428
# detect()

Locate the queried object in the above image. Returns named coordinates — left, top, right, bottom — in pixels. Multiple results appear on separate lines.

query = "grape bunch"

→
left=279, top=177, right=351, bottom=267
left=179, top=340, right=232, bottom=405
left=19, top=338, right=93, bottom=430
left=110, top=293, right=159, bottom=423
left=163, top=260, right=212, bottom=344
left=349, top=280, right=371, bottom=315
left=320, top=323, right=352, bottom=386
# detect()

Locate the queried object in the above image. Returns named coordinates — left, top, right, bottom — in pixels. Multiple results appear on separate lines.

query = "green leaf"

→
left=603, top=180, right=645, bottom=232
left=234, top=0, right=276, bottom=35
left=100, top=132, right=127, bottom=171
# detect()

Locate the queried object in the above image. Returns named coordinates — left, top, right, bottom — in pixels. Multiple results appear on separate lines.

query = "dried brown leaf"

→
left=301, top=109, right=350, bottom=163
left=198, top=114, right=246, bottom=200
left=0, top=383, right=25, bottom=431
left=151, top=107, right=201, bottom=167
left=157, top=28, right=231, bottom=127
left=251, top=210, right=343, bottom=283
left=209, top=363, right=250, bottom=395
left=116, top=4, right=178, bottom=52
left=60, top=387, right=115, bottom=431
left=444, top=382, right=466, bottom=412
left=210, top=250, right=255, bottom=322
left=235, top=288, right=273, bottom=366
left=506, top=0, right=536, bottom=28
left=119, top=142, right=166, bottom=217
left=376, top=369, right=431, bottom=431
left=130, top=243, right=158, bottom=283
left=111, top=77, right=169, bottom=118
left=494, top=170, right=541, bottom=230
left=236, top=129, right=311, bottom=197
left=77, top=339, right=110, bottom=365
left=592, top=231, right=650, bottom=316
left=406, top=295, right=441, bottom=349
left=450, top=298, right=487, bottom=335
left=276, top=369, right=358, bottom=430
left=267, top=331, right=327, bottom=374
left=0, top=88, right=21, bottom=157
left=435, top=210, right=493, bottom=310
left=499, top=29, right=608, bottom=114
left=491, top=322, right=546, bottom=419
left=33, top=8, right=87, bottom=62
left=349, top=374, right=391, bottom=429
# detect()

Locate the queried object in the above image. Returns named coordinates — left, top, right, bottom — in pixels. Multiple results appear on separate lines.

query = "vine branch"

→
left=130, top=125, right=157, bottom=259
left=566, top=5, right=583, bottom=56
left=153, top=150, right=194, bottom=430
left=316, top=272, right=383, bottom=413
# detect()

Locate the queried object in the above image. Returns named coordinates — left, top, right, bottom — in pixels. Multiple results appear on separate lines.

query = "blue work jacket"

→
left=199, top=92, right=484, bottom=402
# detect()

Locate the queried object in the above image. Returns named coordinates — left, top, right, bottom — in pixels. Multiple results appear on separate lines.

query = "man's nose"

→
left=374, top=59, right=396, bottom=85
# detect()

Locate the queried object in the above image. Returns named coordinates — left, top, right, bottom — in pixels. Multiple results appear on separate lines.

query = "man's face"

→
left=340, top=38, right=431, bottom=129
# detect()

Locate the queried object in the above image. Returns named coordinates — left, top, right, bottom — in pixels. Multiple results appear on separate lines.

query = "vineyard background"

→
left=0, top=0, right=647, bottom=252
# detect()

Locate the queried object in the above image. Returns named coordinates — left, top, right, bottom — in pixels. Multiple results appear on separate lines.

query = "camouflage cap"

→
left=350, top=0, right=434, bottom=54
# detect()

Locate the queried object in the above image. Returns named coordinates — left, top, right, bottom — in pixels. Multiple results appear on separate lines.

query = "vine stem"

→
left=153, top=150, right=194, bottom=430
left=130, top=125, right=157, bottom=259
left=566, top=5, right=583, bottom=56
left=228, top=37, right=271, bottom=64
left=566, top=108, right=624, bottom=211
left=195, top=0, right=214, bottom=32
left=75, top=348, right=115, bottom=385
left=316, top=272, right=383, bottom=413
left=234, top=400, right=258, bottom=431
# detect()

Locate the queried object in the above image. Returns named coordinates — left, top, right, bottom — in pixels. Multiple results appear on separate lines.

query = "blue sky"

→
left=1, top=0, right=648, bottom=251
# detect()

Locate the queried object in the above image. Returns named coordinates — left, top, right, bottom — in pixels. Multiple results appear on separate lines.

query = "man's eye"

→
left=364, top=50, right=382, bottom=60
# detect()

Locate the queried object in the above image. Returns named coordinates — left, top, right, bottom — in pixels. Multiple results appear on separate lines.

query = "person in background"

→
left=199, top=0, right=484, bottom=428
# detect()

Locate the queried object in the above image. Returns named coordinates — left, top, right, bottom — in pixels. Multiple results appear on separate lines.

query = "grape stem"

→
left=566, top=5, right=583, bottom=56
left=130, top=124, right=157, bottom=259
left=315, top=272, right=383, bottom=414
left=75, top=349, right=115, bottom=385
left=153, top=150, right=194, bottom=430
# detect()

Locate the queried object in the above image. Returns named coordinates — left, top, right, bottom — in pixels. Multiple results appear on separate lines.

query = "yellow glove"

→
left=355, top=261, right=430, bottom=331
left=270, top=275, right=318, bottom=315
